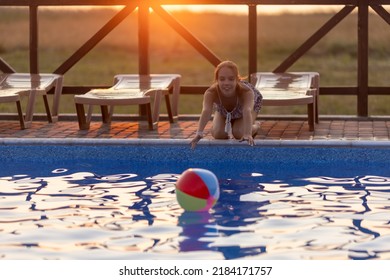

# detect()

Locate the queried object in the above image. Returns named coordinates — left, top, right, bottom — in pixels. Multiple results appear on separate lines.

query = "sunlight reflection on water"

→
left=1, top=167, right=389, bottom=260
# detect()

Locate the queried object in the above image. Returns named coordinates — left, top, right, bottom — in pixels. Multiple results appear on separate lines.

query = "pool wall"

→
left=1, top=138, right=390, bottom=168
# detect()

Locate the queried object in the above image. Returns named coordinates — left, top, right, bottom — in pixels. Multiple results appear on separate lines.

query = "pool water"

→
left=1, top=140, right=389, bottom=260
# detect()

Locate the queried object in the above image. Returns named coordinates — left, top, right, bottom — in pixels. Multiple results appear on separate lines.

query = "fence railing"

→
left=1, top=0, right=390, bottom=117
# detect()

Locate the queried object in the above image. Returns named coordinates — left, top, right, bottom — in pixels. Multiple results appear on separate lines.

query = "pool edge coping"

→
left=1, top=138, right=390, bottom=148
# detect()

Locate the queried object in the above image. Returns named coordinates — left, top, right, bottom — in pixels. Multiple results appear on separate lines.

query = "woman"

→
left=191, top=61, right=262, bottom=149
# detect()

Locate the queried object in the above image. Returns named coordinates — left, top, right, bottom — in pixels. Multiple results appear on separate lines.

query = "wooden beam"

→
left=0, top=57, right=16, bottom=73
left=151, top=4, right=222, bottom=67
left=371, top=4, right=390, bottom=25
left=53, top=5, right=137, bottom=75
left=357, top=0, right=369, bottom=116
left=248, top=4, right=257, bottom=75
left=29, top=5, right=39, bottom=74
left=273, top=5, right=355, bottom=72
left=138, top=3, right=150, bottom=75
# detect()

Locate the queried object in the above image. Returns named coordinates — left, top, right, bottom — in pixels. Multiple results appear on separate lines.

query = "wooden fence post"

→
left=248, top=4, right=257, bottom=76
left=138, top=2, right=150, bottom=75
left=29, top=4, right=39, bottom=74
left=358, top=0, right=369, bottom=117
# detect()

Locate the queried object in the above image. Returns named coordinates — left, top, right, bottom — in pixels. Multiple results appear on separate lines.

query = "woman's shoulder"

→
left=205, top=83, right=218, bottom=95
left=203, top=84, right=218, bottom=104
left=239, top=80, right=254, bottom=94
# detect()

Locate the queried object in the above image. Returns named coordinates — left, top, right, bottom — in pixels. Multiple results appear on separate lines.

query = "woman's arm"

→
left=197, top=89, right=215, bottom=133
left=240, top=84, right=255, bottom=139
left=190, top=88, right=216, bottom=149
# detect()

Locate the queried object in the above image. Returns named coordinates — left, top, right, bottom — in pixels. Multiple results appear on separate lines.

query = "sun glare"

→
left=164, top=5, right=340, bottom=15
left=45, top=4, right=340, bottom=15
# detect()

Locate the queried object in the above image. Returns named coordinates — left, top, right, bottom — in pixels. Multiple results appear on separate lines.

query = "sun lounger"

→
left=74, top=74, right=181, bottom=130
left=0, top=73, right=64, bottom=129
left=250, top=72, right=319, bottom=131
left=0, top=88, right=25, bottom=129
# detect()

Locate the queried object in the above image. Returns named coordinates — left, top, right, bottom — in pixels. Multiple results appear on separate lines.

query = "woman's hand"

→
left=190, top=134, right=203, bottom=150
left=239, top=135, right=255, bottom=146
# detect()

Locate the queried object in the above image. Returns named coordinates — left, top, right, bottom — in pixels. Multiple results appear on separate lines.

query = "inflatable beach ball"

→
left=176, top=168, right=220, bottom=212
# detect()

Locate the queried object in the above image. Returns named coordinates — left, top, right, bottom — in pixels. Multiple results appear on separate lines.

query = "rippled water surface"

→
left=1, top=144, right=390, bottom=260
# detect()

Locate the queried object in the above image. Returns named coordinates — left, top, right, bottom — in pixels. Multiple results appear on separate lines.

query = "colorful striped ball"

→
left=176, top=168, right=220, bottom=212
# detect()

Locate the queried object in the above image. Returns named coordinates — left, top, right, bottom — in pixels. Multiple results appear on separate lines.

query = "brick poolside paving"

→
left=0, top=116, right=389, bottom=141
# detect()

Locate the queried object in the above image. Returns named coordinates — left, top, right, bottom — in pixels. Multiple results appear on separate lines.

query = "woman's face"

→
left=217, top=66, right=237, bottom=98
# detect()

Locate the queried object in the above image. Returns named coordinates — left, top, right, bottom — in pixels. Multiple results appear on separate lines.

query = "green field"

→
left=1, top=7, right=390, bottom=116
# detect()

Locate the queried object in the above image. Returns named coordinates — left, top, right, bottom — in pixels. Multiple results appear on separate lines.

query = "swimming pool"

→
left=1, top=138, right=389, bottom=260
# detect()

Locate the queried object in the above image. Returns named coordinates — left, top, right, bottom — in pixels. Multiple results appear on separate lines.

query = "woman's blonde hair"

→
left=213, top=61, right=250, bottom=94
left=213, top=60, right=241, bottom=82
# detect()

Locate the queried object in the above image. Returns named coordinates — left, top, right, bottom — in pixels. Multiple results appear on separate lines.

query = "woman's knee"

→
left=231, top=120, right=244, bottom=139
left=232, top=128, right=243, bottom=139
left=212, top=128, right=228, bottom=139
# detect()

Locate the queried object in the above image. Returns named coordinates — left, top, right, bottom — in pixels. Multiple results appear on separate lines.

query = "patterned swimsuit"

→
left=214, top=81, right=263, bottom=137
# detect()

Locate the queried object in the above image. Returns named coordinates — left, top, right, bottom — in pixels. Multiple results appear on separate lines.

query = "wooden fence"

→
left=1, top=0, right=390, bottom=117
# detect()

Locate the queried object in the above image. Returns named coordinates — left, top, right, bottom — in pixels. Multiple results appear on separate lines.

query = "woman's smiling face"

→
left=217, top=66, right=237, bottom=98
